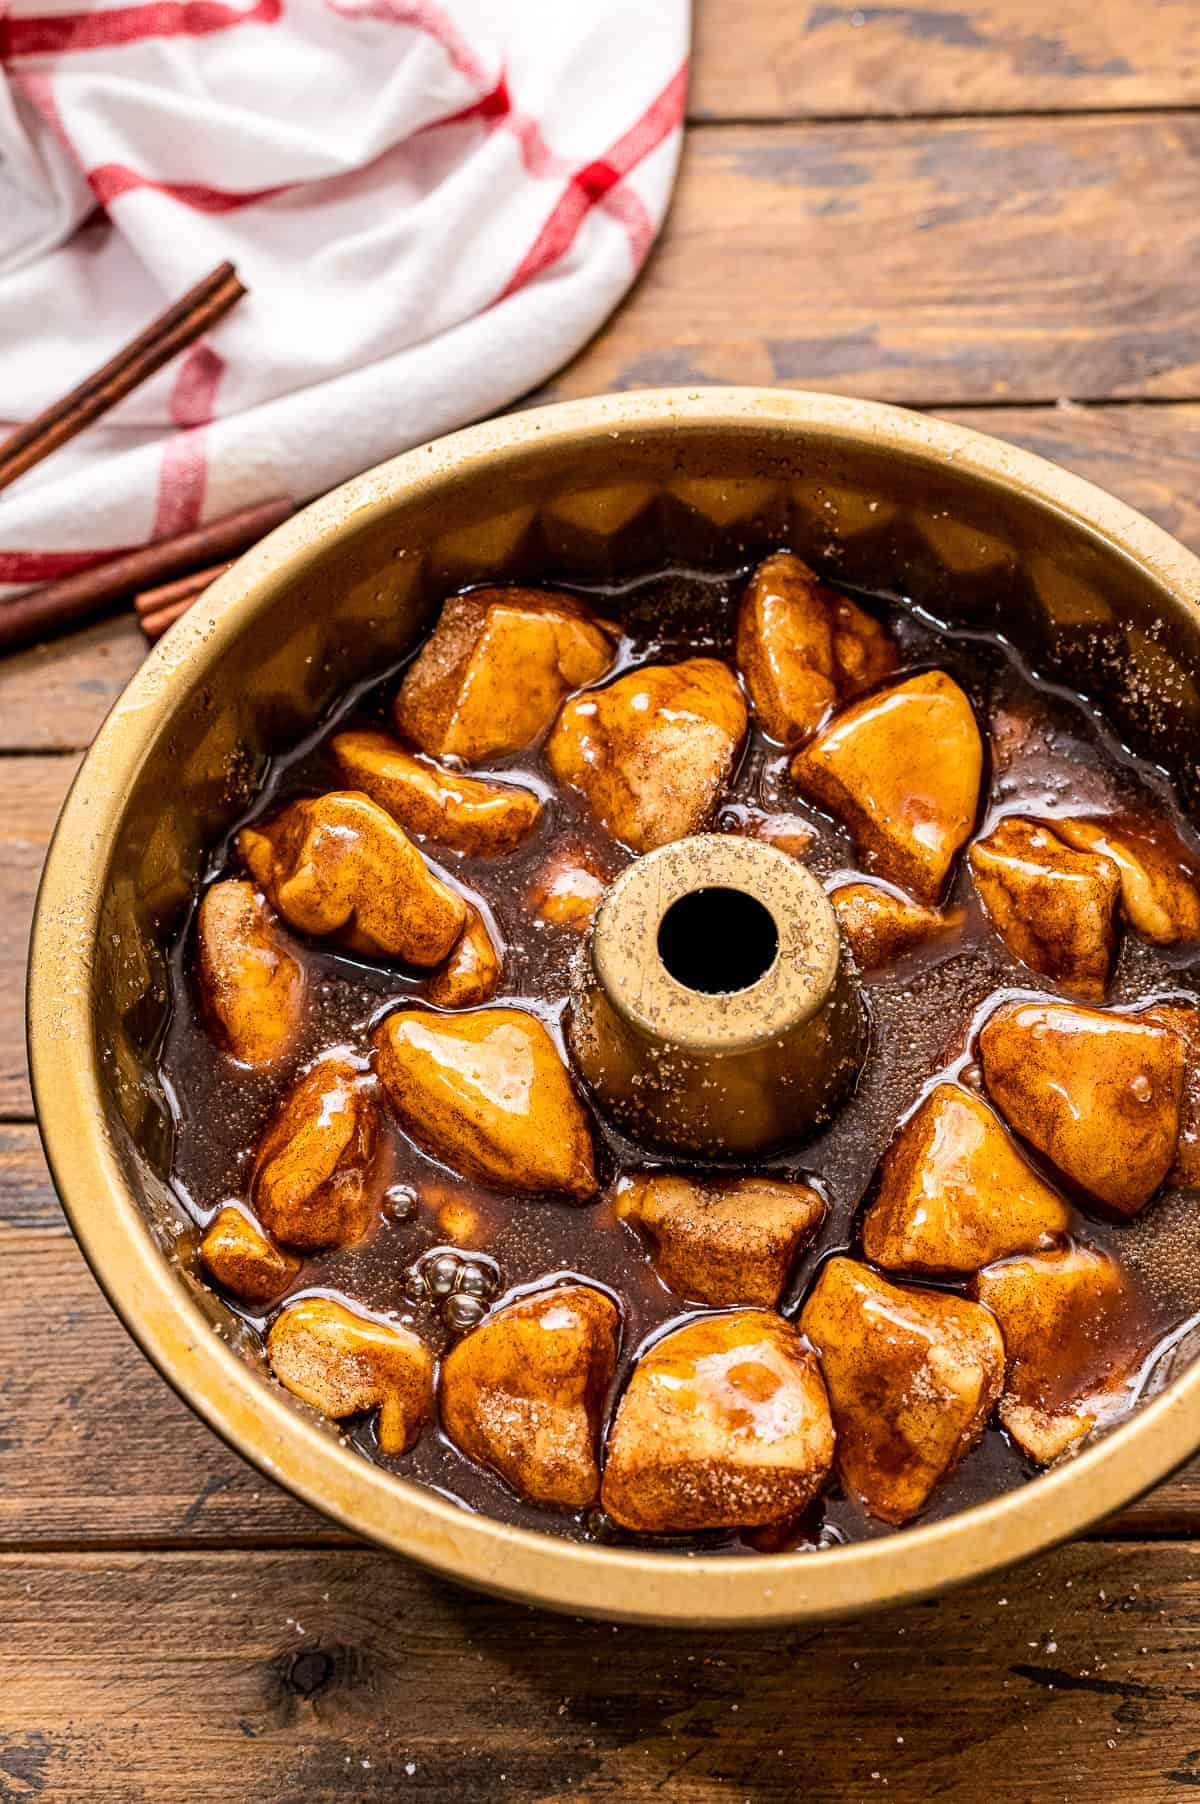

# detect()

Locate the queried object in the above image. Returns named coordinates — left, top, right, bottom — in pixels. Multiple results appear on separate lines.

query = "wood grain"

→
left=4, top=1539, right=1200, bottom=1800
left=0, top=612, right=144, bottom=753
left=693, top=0, right=1200, bottom=120
left=936, top=403, right=1200, bottom=552
left=551, top=116, right=1200, bottom=406
left=6, top=3, right=1200, bottom=1777
left=0, top=1125, right=344, bottom=1548
left=0, top=757, right=77, bottom=1116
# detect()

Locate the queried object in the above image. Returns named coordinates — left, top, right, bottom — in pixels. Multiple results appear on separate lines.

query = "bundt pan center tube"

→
left=27, top=387, right=1200, bottom=1626
left=569, top=833, right=867, bottom=1155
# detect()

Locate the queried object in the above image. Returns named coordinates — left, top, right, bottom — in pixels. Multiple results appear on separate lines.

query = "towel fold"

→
left=0, top=0, right=689, bottom=591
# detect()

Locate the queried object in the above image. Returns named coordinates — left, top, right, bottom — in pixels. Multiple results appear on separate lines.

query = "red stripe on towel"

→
left=498, top=61, right=687, bottom=299
left=1, top=0, right=281, bottom=59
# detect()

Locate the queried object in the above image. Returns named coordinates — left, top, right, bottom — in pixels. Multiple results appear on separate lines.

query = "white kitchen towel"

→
left=0, top=0, right=689, bottom=592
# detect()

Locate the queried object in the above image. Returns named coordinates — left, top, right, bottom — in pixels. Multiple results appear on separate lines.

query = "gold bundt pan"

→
left=29, top=389, right=1200, bottom=1625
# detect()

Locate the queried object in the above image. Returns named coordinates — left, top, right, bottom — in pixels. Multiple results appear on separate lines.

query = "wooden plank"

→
left=0, top=757, right=76, bottom=1116
left=1, top=1124, right=1197, bottom=1546
left=552, top=116, right=1200, bottom=406
left=0, top=611, right=142, bottom=753
left=692, top=0, right=1200, bottom=121
left=937, top=402, right=1200, bottom=553
left=0, top=1125, right=346, bottom=1548
left=3, top=1540, right=1200, bottom=1800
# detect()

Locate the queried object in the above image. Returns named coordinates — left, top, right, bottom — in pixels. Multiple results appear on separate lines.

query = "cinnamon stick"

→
left=140, top=595, right=207, bottom=643
left=134, top=561, right=233, bottom=619
left=0, top=262, right=246, bottom=495
left=0, top=495, right=293, bottom=654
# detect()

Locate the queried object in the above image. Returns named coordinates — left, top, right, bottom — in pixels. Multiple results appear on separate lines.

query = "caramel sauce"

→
left=158, top=563, right=1200, bottom=1552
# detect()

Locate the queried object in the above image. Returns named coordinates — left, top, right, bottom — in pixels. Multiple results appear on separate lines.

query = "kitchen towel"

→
left=0, top=0, right=689, bottom=592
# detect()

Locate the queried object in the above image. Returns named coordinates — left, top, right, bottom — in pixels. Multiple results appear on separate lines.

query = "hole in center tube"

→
left=657, top=887, right=779, bottom=995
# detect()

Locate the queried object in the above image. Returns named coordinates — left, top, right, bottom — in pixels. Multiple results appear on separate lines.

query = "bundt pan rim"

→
left=28, top=386, right=1200, bottom=1626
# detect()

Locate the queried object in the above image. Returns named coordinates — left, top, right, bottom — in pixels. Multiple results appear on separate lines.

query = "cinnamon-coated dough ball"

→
left=238, top=790, right=466, bottom=963
left=800, top=1257, right=1003, bottom=1524
left=546, top=658, right=747, bottom=853
left=601, top=1311, right=834, bottom=1534
left=395, top=587, right=616, bottom=763
left=374, top=1008, right=597, bottom=1199
left=196, top=880, right=305, bottom=1068
left=267, top=1296, right=432, bottom=1455
left=440, top=1284, right=618, bottom=1508
left=791, top=672, right=982, bottom=904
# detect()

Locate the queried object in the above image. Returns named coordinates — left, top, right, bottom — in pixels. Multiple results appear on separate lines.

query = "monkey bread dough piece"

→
left=196, top=880, right=305, bottom=1068
left=600, top=1310, right=835, bottom=1534
left=1144, top=1003, right=1200, bottom=1185
left=727, top=810, right=817, bottom=860
left=862, top=1083, right=1073, bottom=1275
left=800, top=1257, right=1004, bottom=1524
left=527, top=844, right=608, bottom=930
left=440, top=1284, right=619, bottom=1508
left=331, top=729, right=541, bottom=855
left=267, top=1296, right=433, bottom=1454
left=238, top=790, right=466, bottom=963
left=613, top=1172, right=824, bottom=1306
left=1054, top=815, right=1200, bottom=946
left=373, top=1007, right=598, bottom=1199
left=735, top=551, right=897, bottom=745
left=252, top=1051, right=380, bottom=1252
left=426, top=907, right=502, bottom=1009
left=979, top=1000, right=1185, bottom=1215
left=831, top=881, right=963, bottom=971
left=546, top=658, right=748, bottom=854
left=395, top=587, right=616, bottom=763
left=791, top=672, right=983, bottom=905
left=969, top=817, right=1120, bottom=998
left=199, top=1203, right=299, bottom=1306
left=972, top=1244, right=1149, bottom=1464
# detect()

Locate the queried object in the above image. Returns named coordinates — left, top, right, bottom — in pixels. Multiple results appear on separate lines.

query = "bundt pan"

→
left=28, top=389, right=1200, bottom=1626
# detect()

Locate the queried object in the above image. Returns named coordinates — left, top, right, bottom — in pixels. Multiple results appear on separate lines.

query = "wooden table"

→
left=5, top=4, right=1200, bottom=1795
